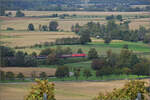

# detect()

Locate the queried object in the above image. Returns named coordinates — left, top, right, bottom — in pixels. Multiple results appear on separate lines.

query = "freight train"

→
left=36, top=54, right=87, bottom=59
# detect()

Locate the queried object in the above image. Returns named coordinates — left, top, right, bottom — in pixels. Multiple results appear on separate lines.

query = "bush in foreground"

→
left=26, top=79, right=56, bottom=100
left=93, top=80, right=149, bottom=100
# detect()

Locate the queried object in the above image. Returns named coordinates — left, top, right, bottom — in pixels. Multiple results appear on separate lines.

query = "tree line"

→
left=28, top=21, right=58, bottom=31
left=0, top=46, right=37, bottom=67
left=72, top=19, right=150, bottom=44
left=91, top=49, right=150, bottom=77
left=1, top=0, right=150, bottom=12
left=0, top=71, right=48, bottom=81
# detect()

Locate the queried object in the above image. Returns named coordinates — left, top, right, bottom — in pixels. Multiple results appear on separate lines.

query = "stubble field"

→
left=0, top=80, right=127, bottom=100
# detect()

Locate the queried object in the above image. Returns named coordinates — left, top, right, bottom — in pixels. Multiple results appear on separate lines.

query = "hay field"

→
left=0, top=31, right=77, bottom=47
left=0, top=67, right=56, bottom=77
left=0, top=80, right=127, bottom=100
left=129, top=18, right=150, bottom=30
left=0, top=80, right=149, bottom=100
left=6, top=11, right=150, bottom=17
left=0, top=16, right=150, bottom=32
left=0, top=16, right=105, bottom=31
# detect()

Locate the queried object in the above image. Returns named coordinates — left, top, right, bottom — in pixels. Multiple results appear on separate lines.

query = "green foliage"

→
left=83, top=69, right=92, bottom=79
left=123, top=44, right=129, bottom=49
left=16, top=72, right=25, bottom=80
left=5, top=71, right=15, bottom=80
left=88, top=48, right=98, bottom=59
left=77, top=48, right=83, bottom=54
left=6, top=27, right=14, bottom=31
left=106, top=15, right=114, bottom=20
left=94, top=80, right=148, bottom=100
left=31, top=52, right=37, bottom=57
left=79, top=28, right=91, bottom=44
left=39, top=72, right=47, bottom=79
left=74, top=68, right=80, bottom=80
left=133, top=61, right=150, bottom=76
left=15, top=51, right=25, bottom=66
left=143, top=34, right=150, bottom=43
left=49, top=21, right=58, bottom=31
left=55, top=37, right=81, bottom=45
left=28, top=23, right=35, bottom=31
left=55, top=66, right=69, bottom=78
left=40, top=48, right=54, bottom=56
left=116, top=15, right=122, bottom=21
left=104, top=36, right=112, bottom=44
left=0, top=70, right=5, bottom=81
left=0, top=6, right=5, bottom=16
left=16, top=10, right=25, bottom=17
left=24, top=55, right=37, bottom=67
left=26, top=79, right=56, bottom=100
left=91, top=58, right=106, bottom=70
left=46, top=52, right=58, bottom=65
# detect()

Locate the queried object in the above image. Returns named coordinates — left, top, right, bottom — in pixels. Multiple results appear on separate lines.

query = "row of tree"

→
left=72, top=20, right=150, bottom=44
left=0, top=46, right=37, bottom=67
left=0, top=71, right=48, bottom=81
left=28, top=21, right=58, bottom=31
left=91, top=49, right=150, bottom=76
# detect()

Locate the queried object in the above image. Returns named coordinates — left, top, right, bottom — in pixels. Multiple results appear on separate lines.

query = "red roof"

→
left=72, top=54, right=86, bottom=57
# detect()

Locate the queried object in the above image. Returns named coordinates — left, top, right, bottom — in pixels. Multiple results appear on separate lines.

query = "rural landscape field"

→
left=0, top=0, right=150, bottom=100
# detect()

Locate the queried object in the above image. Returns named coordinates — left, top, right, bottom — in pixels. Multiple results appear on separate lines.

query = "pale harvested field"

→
left=129, top=18, right=150, bottom=30
left=0, top=16, right=105, bottom=31
left=0, top=80, right=128, bottom=100
left=6, top=11, right=150, bottom=17
left=0, top=31, right=77, bottom=47
left=0, top=16, right=150, bottom=32
left=0, top=67, right=56, bottom=77
left=0, top=80, right=149, bottom=100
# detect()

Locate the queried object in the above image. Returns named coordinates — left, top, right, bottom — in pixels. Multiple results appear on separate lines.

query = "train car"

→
left=61, top=54, right=87, bottom=58
left=37, top=54, right=87, bottom=59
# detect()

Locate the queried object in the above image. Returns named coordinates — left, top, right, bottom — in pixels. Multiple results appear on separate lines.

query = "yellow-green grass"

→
left=0, top=67, right=56, bottom=77
left=31, top=40, right=150, bottom=57
left=0, top=31, right=78, bottom=47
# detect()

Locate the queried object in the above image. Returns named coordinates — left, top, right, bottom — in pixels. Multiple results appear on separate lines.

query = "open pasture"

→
left=0, top=67, right=56, bottom=77
left=32, top=40, right=150, bottom=57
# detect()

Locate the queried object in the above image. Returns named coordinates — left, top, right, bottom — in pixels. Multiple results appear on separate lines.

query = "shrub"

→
left=16, top=10, right=25, bottom=17
left=6, top=27, right=14, bottom=30
left=26, top=79, right=56, bottom=100
left=88, top=48, right=98, bottom=59
left=49, top=21, right=58, bottom=31
left=16, top=72, right=25, bottom=80
left=77, top=48, right=83, bottom=54
left=55, top=66, right=69, bottom=78
left=39, top=72, right=47, bottom=79
left=0, top=70, right=5, bottom=81
left=91, top=58, right=106, bottom=70
left=40, top=48, right=54, bottom=56
left=24, top=55, right=37, bottom=67
left=74, top=68, right=80, bottom=80
left=28, top=23, right=35, bottom=31
left=5, top=71, right=15, bottom=80
left=83, top=69, right=92, bottom=79
left=94, top=80, right=148, bottom=100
